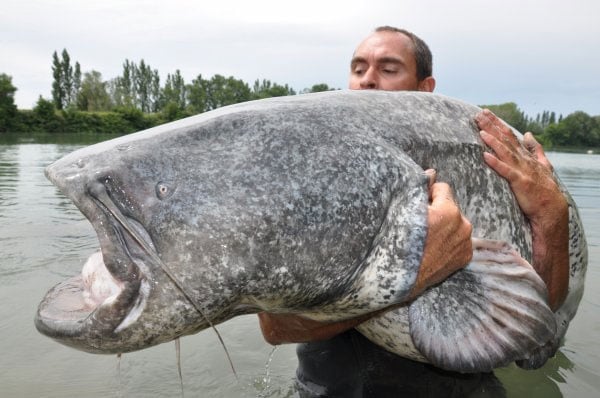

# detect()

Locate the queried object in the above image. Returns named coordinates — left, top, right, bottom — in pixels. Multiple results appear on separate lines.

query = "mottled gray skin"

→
left=35, top=90, right=586, bottom=373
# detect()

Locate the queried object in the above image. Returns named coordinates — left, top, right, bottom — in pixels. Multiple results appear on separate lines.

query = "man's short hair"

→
left=374, top=26, right=433, bottom=81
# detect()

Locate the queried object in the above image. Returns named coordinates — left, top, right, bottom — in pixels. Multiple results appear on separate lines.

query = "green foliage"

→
left=208, top=74, right=251, bottom=109
left=135, top=59, right=161, bottom=113
left=98, top=112, right=139, bottom=134
left=0, top=73, right=18, bottom=132
left=12, top=109, right=41, bottom=132
left=186, top=74, right=209, bottom=114
left=61, top=110, right=104, bottom=133
left=51, top=49, right=81, bottom=110
left=110, top=59, right=161, bottom=113
left=161, top=70, right=187, bottom=111
left=77, top=70, right=112, bottom=112
left=479, top=102, right=528, bottom=132
left=544, top=123, right=569, bottom=146
left=11, top=106, right=161, bottom=135
left=188, top=74, right=253, bottom=113
left=477, top=102, right=599, bottom=149
left=161, top=101, right=189, bottom=122
left=33, top=96, right=64, bottom=132
left=302, top=83, right=337, bottom=93
left=113, top=106, right=153, bottom=131
left=543, top=111, right=600, bottom=147
left=51, top=52, right=64, bottom=109
left=110, top=60, right=136, bottom=108
left=252, top=79, right=296, bottom=99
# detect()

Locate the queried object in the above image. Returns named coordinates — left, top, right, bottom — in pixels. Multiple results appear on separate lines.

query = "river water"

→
left=0, top=136, right=598, bottom=397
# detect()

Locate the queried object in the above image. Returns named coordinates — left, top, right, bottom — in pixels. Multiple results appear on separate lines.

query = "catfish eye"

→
left=156, top=182, right=175, bottom=200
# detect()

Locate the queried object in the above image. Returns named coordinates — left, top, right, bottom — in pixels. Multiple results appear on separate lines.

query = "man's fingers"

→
left=483, top=151, right=519, bottom=183
left=424, top=168, right=437, bottom=192
left=476, top=109, right=519, bottom=148
left=480, top=130, right=521, bottom=168
left=524, top=132, right=553, bottom=171
left=430, top=181, right=455, bottom=204
left=474, top=109, right=495, bottom=130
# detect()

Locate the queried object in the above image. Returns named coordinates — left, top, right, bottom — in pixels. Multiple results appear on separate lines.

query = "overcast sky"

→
left=2, top=0, right=599, bottom=117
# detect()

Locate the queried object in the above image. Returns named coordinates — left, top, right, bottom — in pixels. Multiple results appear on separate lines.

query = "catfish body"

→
left=35, top=91, right=587, bottom=373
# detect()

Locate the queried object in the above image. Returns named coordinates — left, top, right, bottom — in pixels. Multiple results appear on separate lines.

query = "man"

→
left=259, top=26, right=570, bottom=396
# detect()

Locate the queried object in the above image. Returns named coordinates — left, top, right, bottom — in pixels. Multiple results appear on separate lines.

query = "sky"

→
left=2, top=0, right=599, bottom=117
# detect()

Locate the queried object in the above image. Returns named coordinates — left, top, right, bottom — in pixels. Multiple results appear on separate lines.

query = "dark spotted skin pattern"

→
left=36, top=91, right=586, bottom=373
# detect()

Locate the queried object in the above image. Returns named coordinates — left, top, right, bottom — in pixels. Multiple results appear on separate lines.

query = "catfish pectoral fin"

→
left=408, top=238, right=556, bottom=373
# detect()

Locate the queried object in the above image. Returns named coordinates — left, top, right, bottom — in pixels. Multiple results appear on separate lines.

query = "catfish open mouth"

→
left=34, top=181, right=153, bottom=351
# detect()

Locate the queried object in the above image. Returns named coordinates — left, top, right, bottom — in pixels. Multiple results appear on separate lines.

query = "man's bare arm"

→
left=476, top=109, right=569, bottom=310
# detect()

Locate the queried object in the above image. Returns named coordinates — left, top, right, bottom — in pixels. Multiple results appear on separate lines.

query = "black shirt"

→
left=295, top=329, right=506, bottom=398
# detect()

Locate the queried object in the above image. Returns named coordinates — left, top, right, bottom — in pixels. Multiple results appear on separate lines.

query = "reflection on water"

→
left=0, top=137, right=598, bottom=397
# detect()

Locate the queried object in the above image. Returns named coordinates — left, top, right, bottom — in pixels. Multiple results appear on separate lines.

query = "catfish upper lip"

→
left=87, top=180, right=152, bottom=284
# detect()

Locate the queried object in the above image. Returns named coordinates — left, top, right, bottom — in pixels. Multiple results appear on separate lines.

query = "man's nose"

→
left=359, top=68, right=377, bottom=89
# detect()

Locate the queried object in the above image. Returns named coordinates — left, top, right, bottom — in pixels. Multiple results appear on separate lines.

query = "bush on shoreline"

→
left=6, top=107, right=165, bottom=135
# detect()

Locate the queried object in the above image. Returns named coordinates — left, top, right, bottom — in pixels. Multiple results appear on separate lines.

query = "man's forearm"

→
left=530, top=203, right=570, bottom=311
left=476, top=110, right=570, bottom=311
left=257, top=312, right=377, bottom=345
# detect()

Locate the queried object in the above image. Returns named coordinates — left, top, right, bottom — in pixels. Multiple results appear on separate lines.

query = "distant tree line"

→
left=480, top=102, right=600, bottom=149
left=0, top=49, right=334, bottom=135
left=0, top=49, right=598, bottom=149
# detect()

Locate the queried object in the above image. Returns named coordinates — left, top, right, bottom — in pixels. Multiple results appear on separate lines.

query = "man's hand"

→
left=257, top=171, right=473, bottom=345
left=408, top=170, right=472, bottom=299
left=476, top=109, right=569, bottom=310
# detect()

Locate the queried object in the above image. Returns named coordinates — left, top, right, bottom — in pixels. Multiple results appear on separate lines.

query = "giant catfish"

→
left=35, top=90, right=587, bottom=373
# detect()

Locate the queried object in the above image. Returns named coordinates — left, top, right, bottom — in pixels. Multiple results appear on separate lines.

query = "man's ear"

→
left=418, top=77, right=436, bottom=93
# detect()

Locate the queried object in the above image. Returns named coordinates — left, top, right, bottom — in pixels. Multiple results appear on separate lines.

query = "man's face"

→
left=349, top=31, right=429, bottom=92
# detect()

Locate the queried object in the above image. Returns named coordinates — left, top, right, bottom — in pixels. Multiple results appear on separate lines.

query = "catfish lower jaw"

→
left=34, top=251, right=147, bottom=353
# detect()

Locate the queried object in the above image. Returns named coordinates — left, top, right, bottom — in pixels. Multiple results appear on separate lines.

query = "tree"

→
left=544, top=111, right=600, bottom=147
left=51, top=49, right=81, bottom=109
left=77, top=70, right=112, bottom=111
left=33, top=96, right=64, bottom=132
left=186, top=74, right=209, bottom=114
left=72, top=61, right=82, bottom=106
left=187, top=74, right=206, bottom=114
left=161, top=70, right=187, bottom=110
left=0, top=73, right=18, bottom=132
left=302, top=83, right=335, bottom=93
left=205, top=75, right=252, bottom=110
left=110, top=59, right=160, bottom=112
left=136, top=60, right=149, bottom=112
left=252, top=79, right=296, bottom=99
left=135, top=59, right=160, bottom=112
left=544, top=123, right=570, bottom=146
left=51, top=51, right=66, bottom=109
left=111, top=59, right=137, bottom=108
left=62, top=50, right=73, bottom=107
left=478, top=102, right=528, bottom=133
left=187, top=74, right=255, bottom=114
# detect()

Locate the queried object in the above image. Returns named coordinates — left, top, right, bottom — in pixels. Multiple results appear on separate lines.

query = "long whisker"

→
left=90, top=183, right=238, bottom=378
left=175, top=338, right=184, bottom=398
